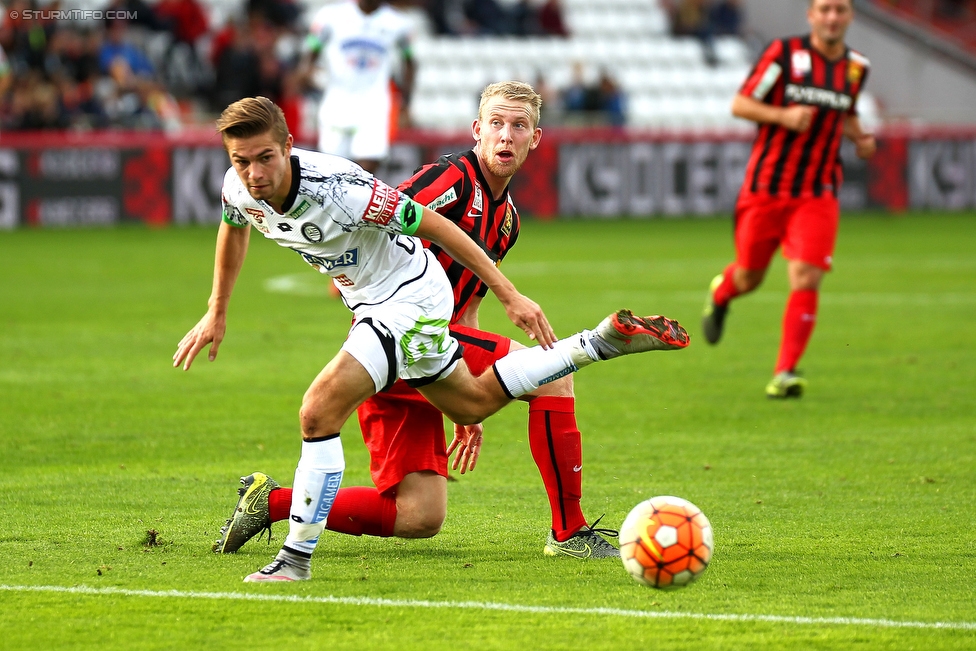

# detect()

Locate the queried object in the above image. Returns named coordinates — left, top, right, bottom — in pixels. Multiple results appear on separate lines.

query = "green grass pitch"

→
left=1, top=212, right=974, bottom=650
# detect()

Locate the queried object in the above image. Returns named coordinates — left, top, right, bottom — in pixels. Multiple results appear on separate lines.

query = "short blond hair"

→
left=478, top=81, right=543, bottom=129
left=216, top=96, right=290, bottom=149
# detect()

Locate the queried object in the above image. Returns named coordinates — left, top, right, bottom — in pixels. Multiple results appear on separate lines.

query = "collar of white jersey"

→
left=280, top=155, right=302, bottom=213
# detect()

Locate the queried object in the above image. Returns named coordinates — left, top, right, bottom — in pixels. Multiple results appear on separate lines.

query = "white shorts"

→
left=317, top=92, right=391, bottom=162
left=340, top=266, right=462, bottom=393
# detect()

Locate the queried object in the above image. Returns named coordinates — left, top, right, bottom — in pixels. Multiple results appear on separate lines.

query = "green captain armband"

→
left=400, top=199, right=423, bottom=236
left=222, top=209, right=247, bottom=227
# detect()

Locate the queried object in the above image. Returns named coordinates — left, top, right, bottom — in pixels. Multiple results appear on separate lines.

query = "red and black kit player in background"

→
left=214, top=81, right=623, bottom=559
left=701, top=0, right=876, bottom=398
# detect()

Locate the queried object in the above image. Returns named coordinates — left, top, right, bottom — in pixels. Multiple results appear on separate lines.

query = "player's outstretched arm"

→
left=413, top=207, right=556, bottom=348
left=173, top=222, right=250, bottom=370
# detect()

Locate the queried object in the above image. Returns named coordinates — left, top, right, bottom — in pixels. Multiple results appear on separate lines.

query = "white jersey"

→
left=220, top=148, right=429, bottom=311
left=307, top=1, right=412, bottom=116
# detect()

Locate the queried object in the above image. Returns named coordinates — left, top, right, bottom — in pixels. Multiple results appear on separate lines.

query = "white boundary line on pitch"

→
left=2, top=584, right=974, bottom=632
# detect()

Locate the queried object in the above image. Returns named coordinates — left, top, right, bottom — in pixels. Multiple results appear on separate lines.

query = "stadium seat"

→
left=407, top=0, right=755, bottom=132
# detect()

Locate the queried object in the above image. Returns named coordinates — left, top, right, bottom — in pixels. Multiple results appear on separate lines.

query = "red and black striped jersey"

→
left=398, top=149, right=520, bottom=324
left=739, top=35, right=870, bottom=198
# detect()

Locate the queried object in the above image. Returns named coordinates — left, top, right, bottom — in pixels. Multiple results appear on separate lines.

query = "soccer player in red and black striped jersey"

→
left=701, top=0, right=876, bottom=398
left=215, top=82, right=624, bottom=559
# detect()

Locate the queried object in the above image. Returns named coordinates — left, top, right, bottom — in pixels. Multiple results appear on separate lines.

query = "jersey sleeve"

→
left=304, top=8, right=332, bottom=53
left=395, top=17, right=414, bottom=58
left=335, top=172, right=422, bottom=237
left=398, top=160, right=465, bottom=214
left=220, top=172, right=248, bottom=228
left=739, top=39, right=785, bottom=102
left=847, top=51, right=871, bottom=115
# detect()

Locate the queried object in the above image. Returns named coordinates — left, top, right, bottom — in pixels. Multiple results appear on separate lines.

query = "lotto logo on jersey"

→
left=363, top=179, right=399, bottom=226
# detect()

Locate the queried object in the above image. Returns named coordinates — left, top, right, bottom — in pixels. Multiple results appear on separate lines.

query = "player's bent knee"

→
left=394, top=471, right=447, bottom=537
left=399, top=515, right=444, bottom=538
left=299, top=403, right=342, bottom=440
left=394, top=502, right=446, bottom=538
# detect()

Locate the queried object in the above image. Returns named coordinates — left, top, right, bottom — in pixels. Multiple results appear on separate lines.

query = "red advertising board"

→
left=1, top=126, right=974, bottom=228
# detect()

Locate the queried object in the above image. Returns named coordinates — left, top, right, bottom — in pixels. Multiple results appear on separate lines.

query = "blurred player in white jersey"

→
left=303, top=0, right=415, bottom=174
left=174, top=97, right=689, bottom=583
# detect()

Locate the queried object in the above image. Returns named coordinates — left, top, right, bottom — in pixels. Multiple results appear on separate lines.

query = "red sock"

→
left=712, top=263, right=741, bottom=307
left=325, top=486, right=397, bottom=537
left=528, top=396, right=587, bottom=542
left=268, top=486, right=397, bottom=537
left=775, top=289, right=818, bottom=374
left=268, top=488, right=291, bottom=522
left=269, top=487, right=291, bottom=523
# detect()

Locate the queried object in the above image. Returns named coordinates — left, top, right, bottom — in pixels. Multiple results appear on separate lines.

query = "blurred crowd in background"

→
left=0, top=0, right=746, bottom=131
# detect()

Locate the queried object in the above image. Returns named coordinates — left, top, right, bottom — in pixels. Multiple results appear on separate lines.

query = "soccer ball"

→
left=619, top=495, right=713, bottom=589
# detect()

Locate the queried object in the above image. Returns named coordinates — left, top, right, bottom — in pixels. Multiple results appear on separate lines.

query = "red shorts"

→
left=733, top=192, right=840, bottom=271
left=356, top=325, right=512, bottom=494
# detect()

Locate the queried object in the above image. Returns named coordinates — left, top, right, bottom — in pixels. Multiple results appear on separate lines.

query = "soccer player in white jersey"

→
left=303, top=0, right=415, bottom=174
left=173, top=96, right=690, bottom=582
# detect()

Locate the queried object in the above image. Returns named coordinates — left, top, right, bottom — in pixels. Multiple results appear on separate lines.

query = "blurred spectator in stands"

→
left=45, top=27, right=100, bottom=85
left=56, top=73, right=108, bottom=129
left=0, top=45, right=12, bottom=101
left=533, top=71, right=560, bottom=125
left=105, top=0, right=168, bottom=32
left=535, top=0, right=569, bottom=36
left=562, top=62, right=595, bottom=114
left=96, top=54, right=179, bottom=129
left=562, top=63, right=625, bottom=126
left=465, top=0, right=513, bottom=35
left=709, top=0, right=742, bottom=36
left=249, top=0, right=302, bottom=29
left=99, top=18, right=154, bottom=78
left=211, top=19, right=261, bottom=110
left=4, top=0, right=58, bottom=72
left=154, top=0, right=211, bottom=98
left=426, top=0, right=466, bottom=35
left=211, top=13, right=287, bottom=110
left=510, top=0, right=569, bottom=36
left=44, top=27, right=107, bottom=128
left=597, top=70, right=625, bottom=127
left=155, top=0, right=210, bottom=46
left=5, top=70, right=66, bottom=128
left=664, top=0, right=718, bottom=65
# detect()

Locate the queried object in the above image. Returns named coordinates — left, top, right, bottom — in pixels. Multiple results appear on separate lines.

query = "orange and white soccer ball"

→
left=619, top=495, right=713, bottom=589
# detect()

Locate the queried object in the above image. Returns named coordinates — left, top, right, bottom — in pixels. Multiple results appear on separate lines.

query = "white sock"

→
left=493, top=332, right=599, bottom=398
left=284, top=436, right=345, bottom=556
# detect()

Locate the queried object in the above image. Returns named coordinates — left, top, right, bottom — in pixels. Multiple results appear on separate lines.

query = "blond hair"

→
left=478, top=81, right=543, bottom=128
left=215, top=96, right=290, bottom=149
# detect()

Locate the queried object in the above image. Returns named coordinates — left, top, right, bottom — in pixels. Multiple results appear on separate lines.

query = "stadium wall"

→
left=1, top=127, right=975, bottom=228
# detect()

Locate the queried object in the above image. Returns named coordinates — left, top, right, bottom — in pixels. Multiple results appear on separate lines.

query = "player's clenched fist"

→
left=781, top=105, right=816, bottom=132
